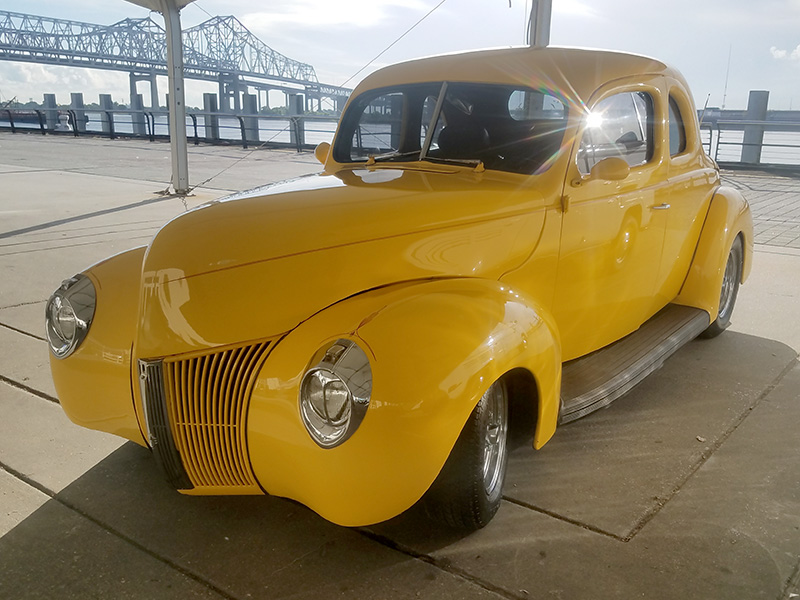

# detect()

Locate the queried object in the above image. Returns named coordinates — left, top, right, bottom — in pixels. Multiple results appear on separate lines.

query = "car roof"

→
left=351, top=46, right=685, bottom=106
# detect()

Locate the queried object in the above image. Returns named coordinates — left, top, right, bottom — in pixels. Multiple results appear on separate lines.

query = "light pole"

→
left=124, top=0, right=194, bottom=195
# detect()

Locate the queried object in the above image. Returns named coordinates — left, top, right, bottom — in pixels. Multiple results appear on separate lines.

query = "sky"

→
left=1, top=0, right=799, bottom=111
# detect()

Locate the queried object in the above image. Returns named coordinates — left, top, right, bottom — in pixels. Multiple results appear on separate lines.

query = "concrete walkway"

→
left=0, top=134, right=798, bottom=600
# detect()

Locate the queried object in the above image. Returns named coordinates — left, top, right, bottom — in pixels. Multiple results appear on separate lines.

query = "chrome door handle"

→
left=650, top=203, right=671, bottom=210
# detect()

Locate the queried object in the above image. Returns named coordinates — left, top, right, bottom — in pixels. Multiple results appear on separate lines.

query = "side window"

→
left=668, top=96, right=687, bottom=157
left=578, top=91, right=654, bottom=175
left=348, top=92, right=405, bottom=160
left=508, top=90, right=567, bottom=120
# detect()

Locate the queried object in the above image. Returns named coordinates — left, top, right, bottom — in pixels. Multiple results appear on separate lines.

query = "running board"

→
left=559, top=304, right=710, bottom=424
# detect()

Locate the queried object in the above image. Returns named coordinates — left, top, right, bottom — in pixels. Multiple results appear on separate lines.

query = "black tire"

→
left=423, top=379, right=509, bottom=531
left=700, top=235, right=743, bottom=339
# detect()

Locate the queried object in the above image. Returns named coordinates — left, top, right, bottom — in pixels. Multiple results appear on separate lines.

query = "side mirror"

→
left=589, top=156, right=630, bottom=181
left=314, top=141, right=331, bottom=165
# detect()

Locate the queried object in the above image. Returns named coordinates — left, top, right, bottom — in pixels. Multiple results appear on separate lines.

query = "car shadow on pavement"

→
left=0, top=332, right=797, bottom=599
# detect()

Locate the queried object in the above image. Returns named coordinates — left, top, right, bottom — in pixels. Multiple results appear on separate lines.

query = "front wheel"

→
left=423, top=379, right=509, bottom=531
left=700, top=235, right=743, bottom=339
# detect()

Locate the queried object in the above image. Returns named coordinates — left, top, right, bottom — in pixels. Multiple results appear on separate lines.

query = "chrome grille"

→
left=140, top=341, right=272, bottom=493
left=138, top=359, right=192, bottom=490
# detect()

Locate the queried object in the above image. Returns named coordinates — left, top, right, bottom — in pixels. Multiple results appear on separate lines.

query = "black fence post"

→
left=105, top=111, right=116, bottom=139
left=188, top=113, right=199, bottom=145
left=237, top=116, right=248, bottom=149
left=35, top=110, right=46, bottom=135
left=68, top=110, right=79, bottom=137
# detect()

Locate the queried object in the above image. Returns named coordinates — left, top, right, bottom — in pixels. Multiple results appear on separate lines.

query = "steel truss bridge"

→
left=0, top=9, right=350, bottom=112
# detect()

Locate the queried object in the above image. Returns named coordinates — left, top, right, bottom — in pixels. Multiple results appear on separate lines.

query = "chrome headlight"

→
left=299, top=339, right=372, bottom=449
left=45, top=274, right=96, bottom=359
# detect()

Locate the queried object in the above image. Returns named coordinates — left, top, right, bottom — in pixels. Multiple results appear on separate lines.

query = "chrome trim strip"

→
left=137, top=359, right=193, bottom=490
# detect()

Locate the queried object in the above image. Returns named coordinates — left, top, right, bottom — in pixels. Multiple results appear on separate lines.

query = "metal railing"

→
left=0, top=107, right=339, bottom=151
left=701, top=119, right=800, bottom=168
left=1, top=108, right=48, bottom=134
left=4, top=108, right=800, bottom=168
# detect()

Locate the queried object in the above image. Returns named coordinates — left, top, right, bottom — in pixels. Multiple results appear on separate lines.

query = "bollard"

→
left=54, top=113, right=72, bottom=132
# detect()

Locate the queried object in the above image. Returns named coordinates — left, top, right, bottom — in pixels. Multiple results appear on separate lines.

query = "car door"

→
left=553, top=81, right=671, bottom=361
left=652, top=82, right=718, bottom=306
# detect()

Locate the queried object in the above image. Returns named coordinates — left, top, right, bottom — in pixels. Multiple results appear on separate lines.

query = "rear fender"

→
left=675, top=186, right=753, bottom=318
left=247, top=278, right=561, bottom=526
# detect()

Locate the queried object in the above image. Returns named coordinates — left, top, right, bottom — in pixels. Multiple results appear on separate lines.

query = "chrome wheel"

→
left=423, top=378, right=511, bottom=531
left=717, top=248, right=738, bottom=322
left=482, top=382, right=508, bottom=501
left=701, top=236, right=743, bottom=339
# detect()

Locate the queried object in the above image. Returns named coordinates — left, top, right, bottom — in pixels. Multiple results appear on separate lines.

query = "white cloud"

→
left=770, top=46, right=788, bottom=59
left=770, top=44, right=800, bottom=60
left=0, top=62, right=129, bottom=105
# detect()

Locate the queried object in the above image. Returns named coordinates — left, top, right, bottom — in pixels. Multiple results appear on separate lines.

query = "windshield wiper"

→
left=424, top=156, right=483, bottom=168
left=370, top=150, right=422, bottom=163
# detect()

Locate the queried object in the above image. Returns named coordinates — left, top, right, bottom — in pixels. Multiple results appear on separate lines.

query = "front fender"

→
left=675, top=185, right=753, bottom=318
left=51, top=246, right=148, bottom=446
left=246, top=278, right=561, bottom=526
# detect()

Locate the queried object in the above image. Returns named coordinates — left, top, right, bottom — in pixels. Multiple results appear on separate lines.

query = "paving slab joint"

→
left=1, top=458, right=57, bottom=500
left=0, top=320, right=46, bottom=342
left=501, top=497, right=624, bottom=541
left=0, top=300, right=47, bottom=311
left=0, top=457, right=239, bottom=600
left=0, top=374, right=59, bottom=404
left=624, top=355, right=799, bottom=542
left=358, top=528, right=526, bottom=599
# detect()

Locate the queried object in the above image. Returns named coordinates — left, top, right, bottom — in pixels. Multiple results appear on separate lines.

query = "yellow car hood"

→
left=136, top=167, right=548, bottom=357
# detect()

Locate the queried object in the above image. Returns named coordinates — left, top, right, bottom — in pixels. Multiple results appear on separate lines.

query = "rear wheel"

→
left=424, top=379, right=509, bottom=531
left=700, top=235, right=743, bottom=339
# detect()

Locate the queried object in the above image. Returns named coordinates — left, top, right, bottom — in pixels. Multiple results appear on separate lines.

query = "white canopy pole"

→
left=124, top=0, right=193, bottom=194
left=160, top=0, right=189, bottom=194
left=529, top=0, right=552, bottom=48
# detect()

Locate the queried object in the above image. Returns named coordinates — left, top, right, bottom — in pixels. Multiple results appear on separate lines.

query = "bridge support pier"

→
left=129, top=72, right=159, bottom=110
left=130, top=93, right=147, bottom=136
left=202, top=93, right=219, bottom=141
left=288, top=93, right=305, bottom=149
left=742, top=90, right=769, bottom=165
left=243, top=93, right=259, bottom=144
left=99, top=94, right=113, bottom=134
left=219, top=73, right=242, bottom=113
left=43, top=94, right=57, bottom=130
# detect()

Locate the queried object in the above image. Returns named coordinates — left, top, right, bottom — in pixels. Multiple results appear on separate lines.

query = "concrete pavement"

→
left=0, top=133, right=798, bottom=599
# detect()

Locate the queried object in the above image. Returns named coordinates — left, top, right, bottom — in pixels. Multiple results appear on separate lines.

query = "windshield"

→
left=333, top=82, right=569, bottom=175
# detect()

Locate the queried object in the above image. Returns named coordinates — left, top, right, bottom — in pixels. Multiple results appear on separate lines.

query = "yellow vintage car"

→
left=46, top=46, right=752, bottom=531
